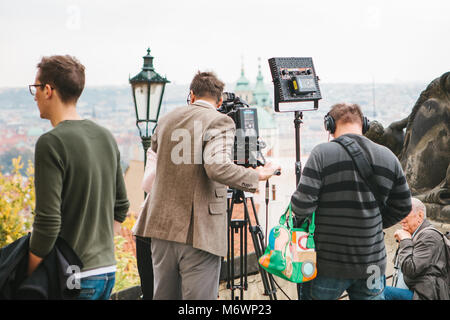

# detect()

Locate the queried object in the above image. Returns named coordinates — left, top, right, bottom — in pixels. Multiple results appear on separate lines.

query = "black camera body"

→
left=217, top=92, right=265, bottom=168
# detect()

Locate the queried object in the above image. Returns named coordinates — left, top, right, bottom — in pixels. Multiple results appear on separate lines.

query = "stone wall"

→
left=424, top=204, right=449, bottom=223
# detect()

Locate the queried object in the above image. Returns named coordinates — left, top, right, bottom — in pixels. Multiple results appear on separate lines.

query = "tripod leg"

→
left=229, top=219, right=246, bottom=300
left=227, top=192, right=237, bottom=299
left=250, top=197, right=278, bottom=300
left=227, top=190, right=249, bottom=300
left=240, top=220, right=245, bottom=299
left=226, top=195, right=231, bottom=293
left=243, top=195, right=278, bottom=300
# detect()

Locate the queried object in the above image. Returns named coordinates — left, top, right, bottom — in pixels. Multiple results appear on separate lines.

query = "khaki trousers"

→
left=151, top=238, right=221, bottom=300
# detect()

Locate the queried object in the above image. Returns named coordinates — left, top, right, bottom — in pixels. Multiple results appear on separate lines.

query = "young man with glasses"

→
left=28, top=55, right=130, bottom=300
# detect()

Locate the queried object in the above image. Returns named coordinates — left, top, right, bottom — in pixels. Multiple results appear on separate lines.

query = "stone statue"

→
left=365, top=71, right=450, bottom=222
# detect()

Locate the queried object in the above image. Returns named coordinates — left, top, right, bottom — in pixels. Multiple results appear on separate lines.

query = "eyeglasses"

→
left=29, top=84, right=54, bottom=96
left=186, top=92, right=191, bottom=105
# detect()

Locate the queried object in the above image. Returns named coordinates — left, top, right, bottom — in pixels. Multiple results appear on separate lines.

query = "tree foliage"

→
left=113, top=215, right=140, bottom=293
left=0, top=156, right=34, bottom=248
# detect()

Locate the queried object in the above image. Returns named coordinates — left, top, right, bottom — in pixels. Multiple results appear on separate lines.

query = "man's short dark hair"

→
left=37, top=55, right=85, bottom=104
left=329, top=103, right=364, bottom=126
left=189, top=71, right=224, bottom=103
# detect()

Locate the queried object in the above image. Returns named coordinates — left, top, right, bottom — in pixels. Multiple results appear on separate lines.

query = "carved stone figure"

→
left=365, top=72, right=450, bottom=222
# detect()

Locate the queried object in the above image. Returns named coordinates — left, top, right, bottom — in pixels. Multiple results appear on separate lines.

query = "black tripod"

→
left=226, top=188, right=278, bottom=300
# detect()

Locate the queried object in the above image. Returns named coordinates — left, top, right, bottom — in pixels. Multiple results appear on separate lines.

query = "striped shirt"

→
left=291, top=133, right=412, bottom=279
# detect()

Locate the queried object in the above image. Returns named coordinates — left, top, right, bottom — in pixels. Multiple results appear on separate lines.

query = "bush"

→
left=0, top=157, right=34, bottom=248
left=113, top=215, right=140, bottom=293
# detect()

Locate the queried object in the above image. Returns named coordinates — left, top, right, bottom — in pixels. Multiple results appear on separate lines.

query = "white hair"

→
left=411, top=197, right=427, bottom=219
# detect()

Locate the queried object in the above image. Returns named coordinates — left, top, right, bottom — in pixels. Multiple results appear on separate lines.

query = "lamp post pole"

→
left=129, top=48, right=169, bottom=300
left=141, top=137, right=151, bottom=169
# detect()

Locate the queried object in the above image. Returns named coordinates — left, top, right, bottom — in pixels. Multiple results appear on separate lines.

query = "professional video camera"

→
left=217, top=92, right=267, bottom=168
left=218, top=92, right=279, bottom=301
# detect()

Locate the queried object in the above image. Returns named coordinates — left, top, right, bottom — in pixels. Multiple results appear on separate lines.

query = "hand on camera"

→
left=255, top=162, right=281, bottom=181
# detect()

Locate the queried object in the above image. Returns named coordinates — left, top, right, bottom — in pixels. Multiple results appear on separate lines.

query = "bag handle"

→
left=279, top=203, right=316, bottom=249
left=308, top=211, right=316, bottom=235
left=298, top=211, right=315, bottom=234
left=279, top=203, right=294, bottom=229
left=280, top=203, right=316, bottom=235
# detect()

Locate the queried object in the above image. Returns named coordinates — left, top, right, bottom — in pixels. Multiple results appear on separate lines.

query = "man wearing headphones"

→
left=291, top=103, right=412, bottom=300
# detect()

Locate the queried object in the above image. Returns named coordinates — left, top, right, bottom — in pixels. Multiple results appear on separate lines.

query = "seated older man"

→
left=384, top=198, right=449, bottom=300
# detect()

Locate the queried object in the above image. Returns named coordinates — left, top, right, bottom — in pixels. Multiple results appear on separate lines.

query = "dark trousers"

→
left=135, top=236, right=154, bottom=300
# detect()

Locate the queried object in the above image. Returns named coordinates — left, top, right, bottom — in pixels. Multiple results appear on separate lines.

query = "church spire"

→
left=235, top=55, right=250, bottom=91
left=256, top=57, right=263, bottom=82
left=253, top=57, right=271, bottom=107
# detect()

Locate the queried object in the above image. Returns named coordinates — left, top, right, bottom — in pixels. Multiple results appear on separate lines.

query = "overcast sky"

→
left=1, top=0, right=449, bottom=88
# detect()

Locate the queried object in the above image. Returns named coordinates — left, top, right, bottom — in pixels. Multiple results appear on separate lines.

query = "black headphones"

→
left=324, top=112, right=370, bottom=134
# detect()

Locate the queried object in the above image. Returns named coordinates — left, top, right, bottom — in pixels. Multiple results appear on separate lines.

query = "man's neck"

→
left=192, top=97, right=217, bottom=108
left=49, top=103, right=82, bottom=127
left=333, top=123, right=363, bottom=138
left=412, top=219, right=426, bottom=237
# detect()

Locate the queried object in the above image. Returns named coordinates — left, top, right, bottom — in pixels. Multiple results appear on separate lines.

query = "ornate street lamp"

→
left=129, top=48, right=169, bottom=166
left=129, top=48, right=169, bottom=300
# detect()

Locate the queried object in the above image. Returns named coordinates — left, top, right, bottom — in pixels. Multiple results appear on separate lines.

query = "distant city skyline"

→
left=0, top=81, right=426, bottom=174
left=1, top=0, right=449, bottom=88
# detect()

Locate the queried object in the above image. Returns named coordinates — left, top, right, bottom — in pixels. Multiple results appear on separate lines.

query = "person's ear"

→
left=44, top=84, right=53, bottom=99
left=216, top=97, right=223, bottom=109
left=418, top=211, right=424, bottom=221
left=190, top=90, right=196, bottom=103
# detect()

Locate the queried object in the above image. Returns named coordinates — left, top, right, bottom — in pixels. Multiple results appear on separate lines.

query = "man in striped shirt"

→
left=291, top=103, right=412, bottom=300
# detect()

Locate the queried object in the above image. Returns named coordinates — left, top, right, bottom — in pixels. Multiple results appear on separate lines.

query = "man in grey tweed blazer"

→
left=133, top=71, right=280, bottom=300
left=291, top=103, right=412, bottom=300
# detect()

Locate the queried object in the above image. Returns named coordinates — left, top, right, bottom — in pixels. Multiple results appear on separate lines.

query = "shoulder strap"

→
left=332, top=136, right=386, bottom=210
left=415, top=226, right=450, bottom=270
left=415, top=225, right=442, bottom=238
left=415, top=226, right=450, bottom=247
